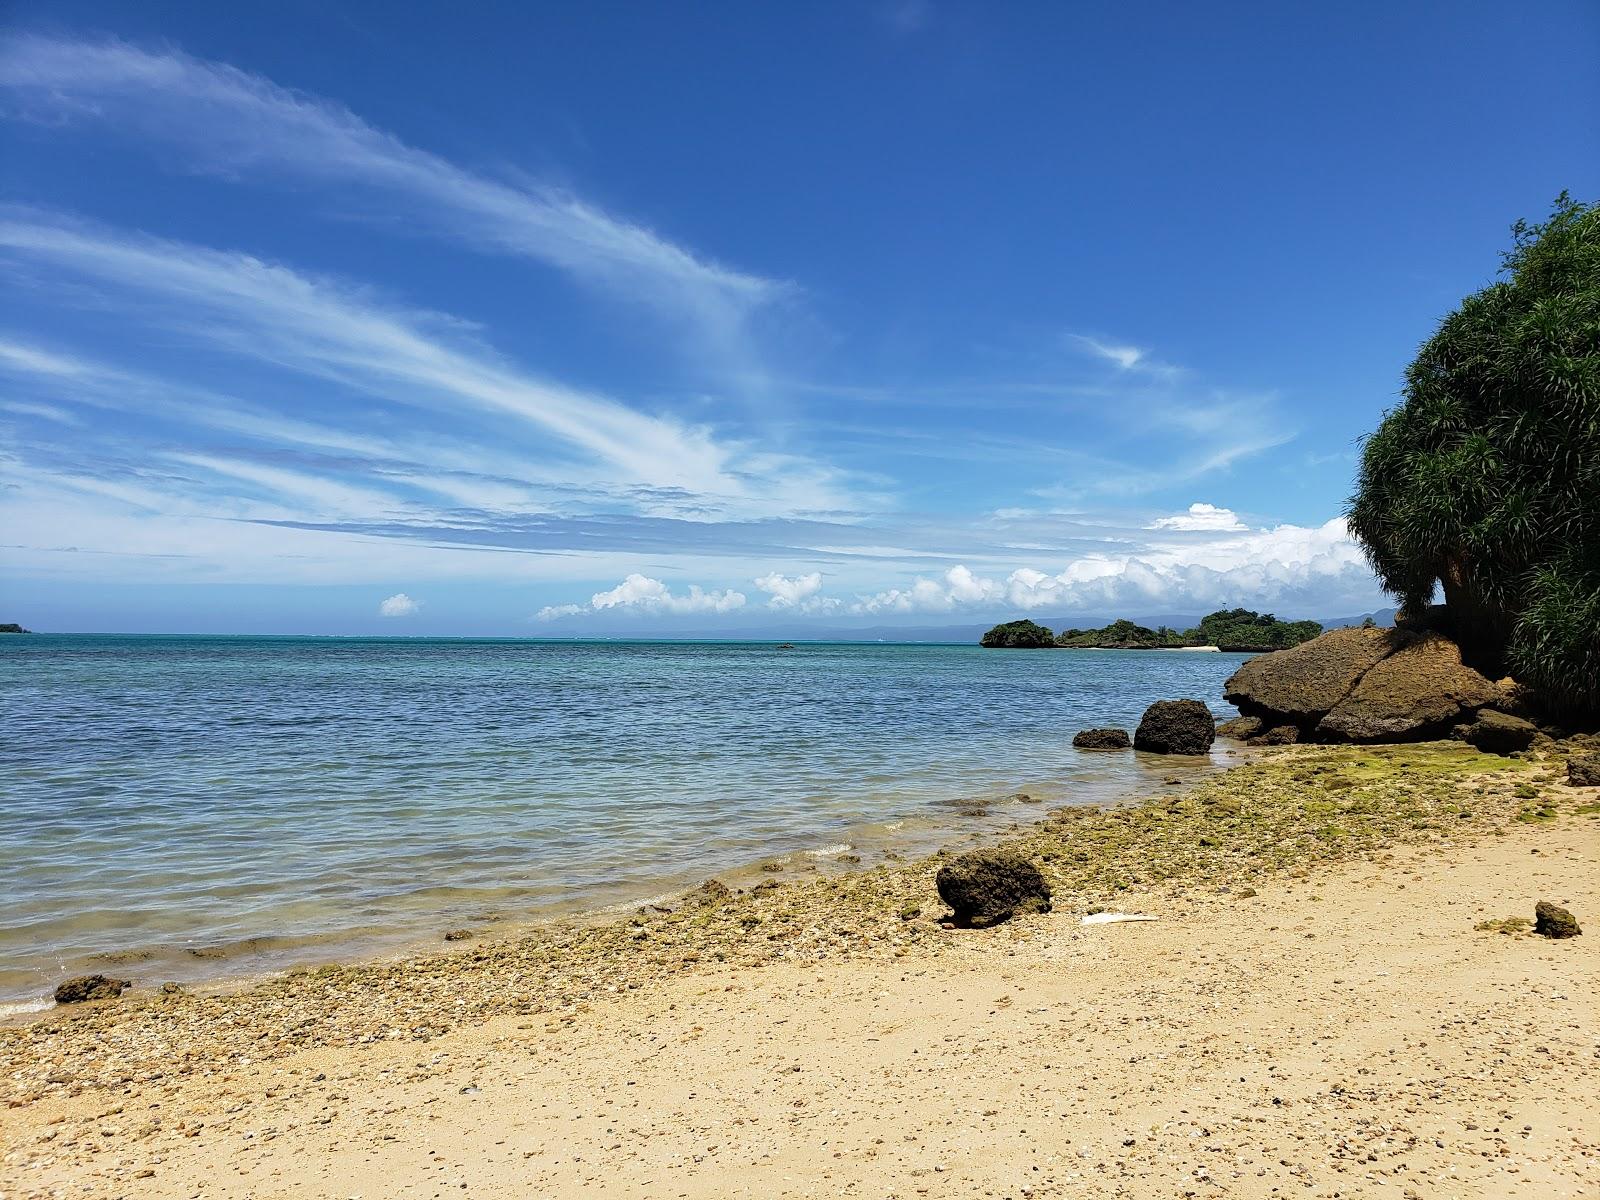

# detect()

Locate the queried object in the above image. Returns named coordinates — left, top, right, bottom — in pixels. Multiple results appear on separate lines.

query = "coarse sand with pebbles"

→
left=3, top=743, right=1596, bottom=1198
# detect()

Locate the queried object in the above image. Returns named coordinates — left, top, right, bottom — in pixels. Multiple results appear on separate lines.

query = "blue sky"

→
left=2, top=2, right=1596, bottom=634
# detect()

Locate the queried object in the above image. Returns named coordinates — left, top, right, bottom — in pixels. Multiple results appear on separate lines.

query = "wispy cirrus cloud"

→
left=0, top=34, right=785, bottom=368
left=1069, top=334, right=1149, bottom=371
left=0, top=214, right=855, bottom=515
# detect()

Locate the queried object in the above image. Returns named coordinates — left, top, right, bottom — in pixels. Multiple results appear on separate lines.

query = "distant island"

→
left=0, top=623, right=31, bottom=634
left=980, top=608, right=1325, bottom=651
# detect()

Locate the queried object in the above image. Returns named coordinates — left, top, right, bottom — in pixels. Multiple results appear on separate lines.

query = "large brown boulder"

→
left=1133, top=699, right=1216, bottom=755
left=934, top=850, right=1052, bottom=927
left=1316, top=633, right=1500, bottom=742
left=1224, top=626, right=1406, bottom=722
left=1460, top=709, right=1540, bottom=755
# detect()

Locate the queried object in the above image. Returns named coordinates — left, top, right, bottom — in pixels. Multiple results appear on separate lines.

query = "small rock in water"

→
left=1073, top=727, right=1131, bottom=750
left=1134, top=700, right=1216, bottom=755
left=1533, top=901, right=1581, bottom=939
left=53, top=974, right=131, bottom=1005
left=443, top=929, right=474, bottom=942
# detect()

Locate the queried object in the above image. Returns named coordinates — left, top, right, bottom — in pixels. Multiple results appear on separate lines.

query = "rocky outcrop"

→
left=54, top=974, right=130, bottom=1004
left=681, top=879, right=733, bottom=908
left=1534, top=901, right=1581, bottom=939
left=1225, top=626, right=1403, bottom=721
left=1316, top=633, right=1501, bottom=742
left=1255, top=724, right=1301, bottom=745
left=1216, top=715, right=1263, bottom=740
left=1459, top=709, right=1540, bottom=754
left=1568, top=755, right=1600, bottom=787
left=1222, top=624, right=1515, bottom=745
left=1133, top=700, right=1216, bottom=755
left=934, top=850, right=1052, bottom=927
left=1072, top=727, right=1131, bottom=749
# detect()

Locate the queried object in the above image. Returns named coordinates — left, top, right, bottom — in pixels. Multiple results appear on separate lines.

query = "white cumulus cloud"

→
left=378, top=592, right=419, bottom=617
left=850, top=518, right=1372, bottom=615
left=752, top=571, right=840, bottom=613
left=1148, top=502, right=1248, bottom=532
left=537, top=574, right=747, bottom=620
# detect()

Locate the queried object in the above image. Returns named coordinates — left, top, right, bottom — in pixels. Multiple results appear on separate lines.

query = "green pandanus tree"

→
left=1347, top=194, right=1600, bottom=716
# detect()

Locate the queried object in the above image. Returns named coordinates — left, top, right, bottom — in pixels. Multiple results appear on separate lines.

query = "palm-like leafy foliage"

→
left=1347, top=194, right=1600, bottom=714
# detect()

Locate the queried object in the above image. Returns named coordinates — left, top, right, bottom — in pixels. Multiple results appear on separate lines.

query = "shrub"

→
left=1347, top=194, right=1599, bottom=715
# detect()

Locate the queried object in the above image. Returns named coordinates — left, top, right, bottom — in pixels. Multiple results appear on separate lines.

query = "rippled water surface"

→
left=1, top=636, right=1252, bottom=1004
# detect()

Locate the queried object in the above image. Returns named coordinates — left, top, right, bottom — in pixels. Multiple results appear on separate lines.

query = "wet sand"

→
left=3, top=743, right=1596, bottom=1198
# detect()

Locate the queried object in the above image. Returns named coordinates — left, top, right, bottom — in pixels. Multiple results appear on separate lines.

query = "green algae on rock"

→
left=1534, top=901, right=1581, bottom=938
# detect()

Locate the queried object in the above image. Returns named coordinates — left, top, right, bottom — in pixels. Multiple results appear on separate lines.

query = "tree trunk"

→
left=1440, top=557, right=1511, bottom=677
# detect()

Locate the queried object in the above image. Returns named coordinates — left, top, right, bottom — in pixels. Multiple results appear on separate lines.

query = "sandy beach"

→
left=3, top=744, right=1596, bottom=1199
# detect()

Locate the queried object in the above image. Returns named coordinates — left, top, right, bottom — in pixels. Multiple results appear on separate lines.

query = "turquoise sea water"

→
left=0, top=635, right=1253, bottom=1007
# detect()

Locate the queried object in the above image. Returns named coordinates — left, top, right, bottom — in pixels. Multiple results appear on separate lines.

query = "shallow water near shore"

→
left=0, top=635, right=1251, bottom=1007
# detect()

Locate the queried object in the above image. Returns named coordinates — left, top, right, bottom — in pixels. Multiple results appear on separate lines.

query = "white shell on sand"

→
left=1080, top=912, right=1159, bottom=924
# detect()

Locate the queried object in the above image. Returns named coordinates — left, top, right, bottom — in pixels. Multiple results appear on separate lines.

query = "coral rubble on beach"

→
left=3, top=740, right=1589, bottom=1104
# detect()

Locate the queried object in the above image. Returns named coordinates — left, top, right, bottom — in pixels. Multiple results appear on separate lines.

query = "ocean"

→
left=0, top=635, right=1254, bottom=1008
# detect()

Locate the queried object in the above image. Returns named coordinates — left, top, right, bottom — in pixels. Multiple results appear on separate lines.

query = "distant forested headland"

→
left=980, top=609, right=1324, bottom=651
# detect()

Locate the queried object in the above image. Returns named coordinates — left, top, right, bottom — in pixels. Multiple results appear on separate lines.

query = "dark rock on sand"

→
left=1134, top=700, right=1216, bottom=755
left=684, top=878, right=732, bottom=907
left=1534, top=901, right=1581, bottom=939
left=1460, top=709, right=1540, bottom=754
left=54, top=974, right=130, bottom=1004
left=443, top=929, right=474, bottom=941
left=1252, top=724, right=1301, bottom=745
left=1073, top=727, right=1131, bottom=750
left=1316, top=633, right=1500, bottom=742
left=1224, top=626, right=1404, bottom=722
left=935, top=849, right=1052, bottom=927
left=1568, top=755, right=1600, bottom=787
left=1216, top=715, right=1264, bottom=740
